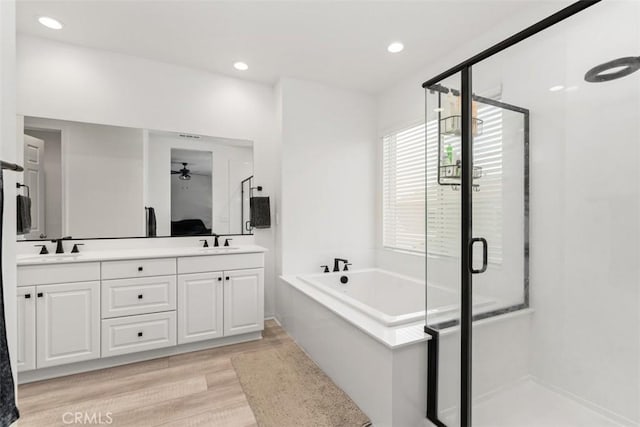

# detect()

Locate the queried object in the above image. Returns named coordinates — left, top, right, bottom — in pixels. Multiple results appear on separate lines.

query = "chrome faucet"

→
left=333, top=258, right=349, bottom=272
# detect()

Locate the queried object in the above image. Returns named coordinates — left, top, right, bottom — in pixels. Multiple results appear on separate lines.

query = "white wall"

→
left=17, top=35, right=279, bottom=317
left=0, top=0, right=18, bottom=415
left=503, top=3, right=638, bottom=422
left=279, top=78, right=377, bottom=276
left=23, top=117, right=144, bottom=239
left=22, top=129, right=62, bottom=239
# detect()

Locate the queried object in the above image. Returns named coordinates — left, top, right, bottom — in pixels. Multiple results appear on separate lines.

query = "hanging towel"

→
left=146, top=207, right=157, bottom=237
left=16, top=195, right=31, bottom=235
left=250, top=196, right=271, bottom=229
left=0, top=172, right=20, bottom=425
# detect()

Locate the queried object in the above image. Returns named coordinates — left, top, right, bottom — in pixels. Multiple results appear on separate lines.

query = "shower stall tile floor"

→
left=474, top=379, right=624, bottom=427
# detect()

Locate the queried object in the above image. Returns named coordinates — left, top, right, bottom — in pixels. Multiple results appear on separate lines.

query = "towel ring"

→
left=17, top=183, right=30, bottom=198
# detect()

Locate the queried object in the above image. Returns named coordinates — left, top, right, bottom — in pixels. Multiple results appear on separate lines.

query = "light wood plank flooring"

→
left=17, top=320, right=290, bottom=427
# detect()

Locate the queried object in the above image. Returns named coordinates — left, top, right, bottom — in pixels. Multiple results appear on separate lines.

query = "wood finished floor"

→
left=17, top=320, right=290, bottom=427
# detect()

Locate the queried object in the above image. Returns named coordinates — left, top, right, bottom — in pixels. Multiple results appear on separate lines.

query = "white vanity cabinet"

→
left=177, top=272, right=224, bottom=344
left=100, top=258, right=178, bottom=358
left=177, top=253, right=265, bottom=341
left=17, top=247, right=265, bottom=379
left=101, top=275, right=177, bottom=319
left=36, top=281, right=101, bottom=368
left=17, top=281, right=103, bottom=371
left=16, top=287, right=36, bottom=372
left=17, top=263, right=101, bottom=371
left=102, top=311, right=177, bottom=357
left=224, top=268, right=265, bottom=337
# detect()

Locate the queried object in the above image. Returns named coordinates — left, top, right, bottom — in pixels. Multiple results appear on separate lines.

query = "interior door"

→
left=23, top=134, right=46, bottom=239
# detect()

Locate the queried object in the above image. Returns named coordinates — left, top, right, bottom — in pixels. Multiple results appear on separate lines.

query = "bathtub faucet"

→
left=333, top=258, right=349, bottom=272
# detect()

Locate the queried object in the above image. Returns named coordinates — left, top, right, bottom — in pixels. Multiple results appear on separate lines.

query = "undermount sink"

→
left=18, top=253, right=82, bottom=263
left=198, top=247, right=241, bottom=253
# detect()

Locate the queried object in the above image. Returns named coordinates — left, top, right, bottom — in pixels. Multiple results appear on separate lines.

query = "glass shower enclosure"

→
left=423, top=1, right=640, bottom=426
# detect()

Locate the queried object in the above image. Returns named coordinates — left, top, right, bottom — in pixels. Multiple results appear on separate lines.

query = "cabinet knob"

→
left=218, top=277, right=222, bottom=281
left=37, top=292, right=43, bottom=298
left=138, top=294, right=143, bottom=299
left=137, top=332, right=143, bottom=337
left=24, top=293, right=31, bottom=299
left=137, top=266, right=144, bottom=272
left=226, top=276, right=230, bottom=281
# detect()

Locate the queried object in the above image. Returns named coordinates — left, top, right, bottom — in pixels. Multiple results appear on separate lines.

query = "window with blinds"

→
left=382, top=104, right=503, bottom=263
left=382, top=124, right=426, bottom=253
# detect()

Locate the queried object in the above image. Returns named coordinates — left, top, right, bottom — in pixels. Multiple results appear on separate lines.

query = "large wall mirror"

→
left=19, top=116, right=255, bottom=241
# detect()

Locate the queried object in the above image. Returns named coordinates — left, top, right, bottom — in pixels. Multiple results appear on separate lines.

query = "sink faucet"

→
left=52, top=236, right=72, bottom=254
left=333, top=258, right=349, bottom=272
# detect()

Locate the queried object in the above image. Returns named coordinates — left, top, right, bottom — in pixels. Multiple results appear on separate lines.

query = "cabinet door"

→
left=36, top=281, right=100, bottom=368
left=223, top=268, right=264, bottom=337
left=178, top=272, right=223, bottom=344
left=17, top=286, right=36, bottom=372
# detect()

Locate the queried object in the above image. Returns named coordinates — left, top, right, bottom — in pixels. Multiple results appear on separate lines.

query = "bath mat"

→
left=231, top=342, right=371, bottom=427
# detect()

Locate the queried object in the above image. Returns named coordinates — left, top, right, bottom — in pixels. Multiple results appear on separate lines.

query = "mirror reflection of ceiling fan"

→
left=171, top=161, right=211, bottom=181
left=171, top=162, right=192, bottom=180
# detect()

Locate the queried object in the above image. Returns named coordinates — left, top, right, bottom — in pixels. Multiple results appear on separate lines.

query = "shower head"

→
left=584, top=56, right=640, bottom=83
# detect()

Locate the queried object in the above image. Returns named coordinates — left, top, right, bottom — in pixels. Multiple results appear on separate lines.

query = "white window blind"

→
left=383, top=105, right=503, bottom=263
left=382, top=124, right=426, bottom=252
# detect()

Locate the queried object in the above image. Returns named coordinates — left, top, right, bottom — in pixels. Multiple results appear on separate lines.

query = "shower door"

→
left=425, top=69, right=528, bottom=427
left=424, top=72, right=464, bottom=427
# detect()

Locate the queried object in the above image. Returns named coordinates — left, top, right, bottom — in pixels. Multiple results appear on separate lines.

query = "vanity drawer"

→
left=101, top=311, right=176, bottom=357
left=18, top=262, right=100, bottom=286
left=101, top=258, right=176, bottom=280
left=178, top=253, right=264, bottom=274
left=101, top=276, right=177, bottom=319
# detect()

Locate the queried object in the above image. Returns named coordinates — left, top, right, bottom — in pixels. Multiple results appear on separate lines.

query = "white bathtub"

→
left=279, top=268, right=524, bottom=426
left=298, top=268, right=493, bottom=327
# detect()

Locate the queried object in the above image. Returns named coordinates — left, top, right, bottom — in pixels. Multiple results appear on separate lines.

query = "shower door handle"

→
left=469, top=237, right=488, bottom=274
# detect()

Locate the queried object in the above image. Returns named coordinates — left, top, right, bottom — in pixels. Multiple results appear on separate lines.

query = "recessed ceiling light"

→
left=38, top=16, right=63, bottom=30
left=549, top=85, right=565, bottom=92
left=387, top=42, right=404, bottom=53
left=233, top=62, right=249, bottom=71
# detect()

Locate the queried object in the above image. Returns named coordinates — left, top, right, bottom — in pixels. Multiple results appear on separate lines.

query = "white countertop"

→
left=17, top=245, right=267, bottom=266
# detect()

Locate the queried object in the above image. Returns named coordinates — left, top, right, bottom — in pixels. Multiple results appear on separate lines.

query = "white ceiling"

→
left=16, top=1, right=568, bottom=93
left=171, top=148, right=212, bottom=176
